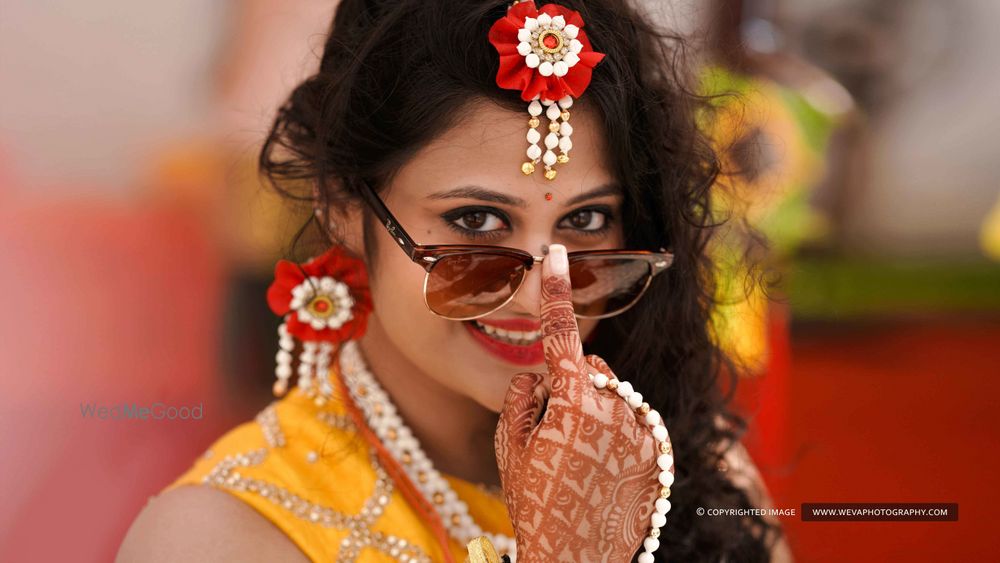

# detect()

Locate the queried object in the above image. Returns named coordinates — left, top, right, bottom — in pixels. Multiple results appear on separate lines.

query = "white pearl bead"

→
left=538, top=61, right=553, bottom=76
left=546, top=103, right=561, bottom=120
left=656, top=498, right=672, bottom=514
left=592, top=373, right=608, bottom=388
left=276, top=363, right=292, bottom=378
left=565, top=24, right=580, bottom=38
left=517, top=28, right=531, bottom=42
left=558, top=136, right=572, bottom=152
left=517, top=41, right=532, bottom=56
left=627, top=392, right=643, bottom=409
left=525, top=53, right=540, bottom=68
left=528, top=100, right=543, bottom=116
left=658, top=470, right=674, bottom=487
left=276, top=350, right=292, bottom=364
left=551, top=15, right=566, bottom=29
left=558, top=95, right=573, bottom=108
left=536, top=13, right=551, bottom=27
left=657, top=453, right=673, bottom=470
left=527, top=144, right=542, bottom=160
left=638, top=553, right=654, bottom=563
left=526, top=128, right=540, bottom=144
left=569, top=39, right=583, bottom=53
left=563, top=52, right=579, bottom=67
left=544, top=132, right=559, bottom=149
left=653, top=425, right=668, bottom=441
left=644, top=537, right=660, bottom=552
left=559, top=121, right=573, bottom=135
left=543, top=150, right=557, bottom=166
left=553, top=61, right=568, bottom=77
left=651, top=512, right=667, bottom=528
left=616, top=381, right=633, bottom=397
left=645, top=410, right=662, bottom=426
left=524, top=17, right=538, bottom=31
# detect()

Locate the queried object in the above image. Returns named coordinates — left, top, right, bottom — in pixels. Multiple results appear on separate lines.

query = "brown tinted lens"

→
left=569, top=256, right=652, bottom=317
left=424, top=253, right=527, bottom=319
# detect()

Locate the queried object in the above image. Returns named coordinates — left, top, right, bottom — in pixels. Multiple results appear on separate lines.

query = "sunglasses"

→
left=357, top=180, right=673, bottom=321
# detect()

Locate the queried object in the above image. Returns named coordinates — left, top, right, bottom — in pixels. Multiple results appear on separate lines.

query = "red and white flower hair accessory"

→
left=489, top=0, right=606, bottom=180
left=266, top=246, right=372, bottom=403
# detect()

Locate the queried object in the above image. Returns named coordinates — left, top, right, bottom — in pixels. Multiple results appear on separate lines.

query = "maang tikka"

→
left=489, top=1, right=606, bottom=181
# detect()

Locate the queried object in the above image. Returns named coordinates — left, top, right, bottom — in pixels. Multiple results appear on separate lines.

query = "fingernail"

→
left=549, top=243, right=568, bottom=275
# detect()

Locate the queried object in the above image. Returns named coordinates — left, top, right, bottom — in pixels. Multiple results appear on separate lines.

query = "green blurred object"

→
left=787, top=258, right=1000, bottom=319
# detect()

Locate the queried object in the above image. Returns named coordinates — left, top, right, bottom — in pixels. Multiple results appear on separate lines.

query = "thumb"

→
left=495, top=372, right=547, bottom=458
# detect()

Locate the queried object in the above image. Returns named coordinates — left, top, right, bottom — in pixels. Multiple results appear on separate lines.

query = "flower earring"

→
left=266, top=246, right=373, bottom=405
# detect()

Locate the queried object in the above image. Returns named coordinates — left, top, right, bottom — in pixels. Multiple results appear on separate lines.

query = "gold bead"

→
left=521, top=161, right=535, bottom=175
left=528, top=117, right=540, bottom=128
left=556, top=154, right=569, bottom=164
left=314, top=396, right=327, bottom=407
left=659, top=441, right=672, bottom=454
left=451, top=513, right=462, bottom=525
left=548, top=122, right=560, bottom=132
left=387, top=428, right=398, bottom=441
left=560, top=111, right=570, bottom=121
left=638, top=403, right=651, bottom=415
left=544, top=169, right=557, bottom=180
left=272, top=380, right=287, bottom=397
left=357, top=386, right=368, bottom=397
left=402, top=452, right=412, bottom=464
left=433, top=492, right=445, bottom=504
left=418, top=471, right=429, bottom=484
left=650, top=528, right=660, bottom=538
left=607, top=379, right=619, bottom=391
left=660, top=486, right=671, bottom=499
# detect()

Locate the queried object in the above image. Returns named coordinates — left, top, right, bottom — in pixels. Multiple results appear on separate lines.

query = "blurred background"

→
left=1, top=0, right=998, bottom=561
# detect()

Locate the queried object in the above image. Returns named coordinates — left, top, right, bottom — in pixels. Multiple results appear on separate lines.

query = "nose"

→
left=505, top=260, right=544, bottom=318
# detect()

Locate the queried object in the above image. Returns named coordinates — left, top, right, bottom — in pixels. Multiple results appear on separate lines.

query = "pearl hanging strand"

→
left=522, top=95, right=573, bottom=181
left=589, top=371, right=675, bottom=562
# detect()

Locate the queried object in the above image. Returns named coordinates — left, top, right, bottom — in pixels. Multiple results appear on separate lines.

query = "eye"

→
left=452, top=210, right=507, bottom=231
left=440, top=206, right=512, bottom=240
left=560, top=208, right=609, bottom=232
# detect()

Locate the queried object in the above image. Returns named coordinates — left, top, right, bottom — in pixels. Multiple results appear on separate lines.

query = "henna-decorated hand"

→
left=494, top=244, right=668, bottom=562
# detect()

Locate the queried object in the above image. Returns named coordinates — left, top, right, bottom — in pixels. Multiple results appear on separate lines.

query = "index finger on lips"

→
left=540, top=244, right=588, bottom=396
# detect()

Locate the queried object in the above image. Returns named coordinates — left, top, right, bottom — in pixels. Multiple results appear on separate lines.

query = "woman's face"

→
left=355, top=101, right=623, bottom=413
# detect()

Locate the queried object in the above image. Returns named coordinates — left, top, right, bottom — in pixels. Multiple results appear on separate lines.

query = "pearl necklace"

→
left=335, top=340, right=674, bottom=562
left=336, top=341, right=519, bottom=560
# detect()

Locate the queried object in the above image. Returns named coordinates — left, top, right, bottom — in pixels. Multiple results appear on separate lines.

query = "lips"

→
left=462, top=318, right=544, bottom=366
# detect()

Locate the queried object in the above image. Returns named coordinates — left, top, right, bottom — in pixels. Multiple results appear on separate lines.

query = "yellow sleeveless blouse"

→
left=164, top=384, right=514, bottom=562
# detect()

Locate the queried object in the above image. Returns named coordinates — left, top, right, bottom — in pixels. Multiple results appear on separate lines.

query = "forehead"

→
left=389, top=100, right=617, bottom=204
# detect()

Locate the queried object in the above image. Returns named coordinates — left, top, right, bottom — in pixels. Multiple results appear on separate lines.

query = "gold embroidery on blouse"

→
left=200, top=403, right=432, bottom=562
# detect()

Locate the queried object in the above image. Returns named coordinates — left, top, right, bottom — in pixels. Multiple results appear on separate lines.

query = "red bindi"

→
left=542, top=34, right=559, bottom=49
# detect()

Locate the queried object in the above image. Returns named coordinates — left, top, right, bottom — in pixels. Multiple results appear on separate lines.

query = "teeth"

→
left=473, top=321, right=541, bottom=345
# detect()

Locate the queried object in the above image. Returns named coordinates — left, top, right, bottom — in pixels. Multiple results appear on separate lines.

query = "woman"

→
left=118, top=0, right=792, bottom=561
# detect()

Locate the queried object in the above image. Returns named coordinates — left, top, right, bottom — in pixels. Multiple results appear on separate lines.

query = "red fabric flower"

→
left=488, top=1, right=605, bottom=102
left=266, top=246, right=372, bottom=343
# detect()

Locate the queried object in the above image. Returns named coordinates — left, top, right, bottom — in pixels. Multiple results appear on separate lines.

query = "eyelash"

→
left=440, top=205, right=615, bottom=241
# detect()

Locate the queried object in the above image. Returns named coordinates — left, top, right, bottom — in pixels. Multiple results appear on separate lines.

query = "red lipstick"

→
left=462, top=319, right=544, bottom=366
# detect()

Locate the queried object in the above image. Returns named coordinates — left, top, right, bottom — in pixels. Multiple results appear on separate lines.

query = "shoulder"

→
left=116, top=484, right=310, bottom=563
left=713, top=415, right=795, bottom=563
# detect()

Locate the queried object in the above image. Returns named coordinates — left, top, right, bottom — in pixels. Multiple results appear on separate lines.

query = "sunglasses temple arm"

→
left=358, top=180, right=419, bottom=260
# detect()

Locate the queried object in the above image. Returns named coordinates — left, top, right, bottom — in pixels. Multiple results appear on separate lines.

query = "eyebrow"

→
left=426, top=182, right=621, bottom=208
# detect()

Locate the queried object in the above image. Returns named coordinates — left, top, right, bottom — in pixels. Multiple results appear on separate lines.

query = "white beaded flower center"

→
left=290, top=276, right=355, bottom=330
left=516, top=12, right=584, bottom=77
